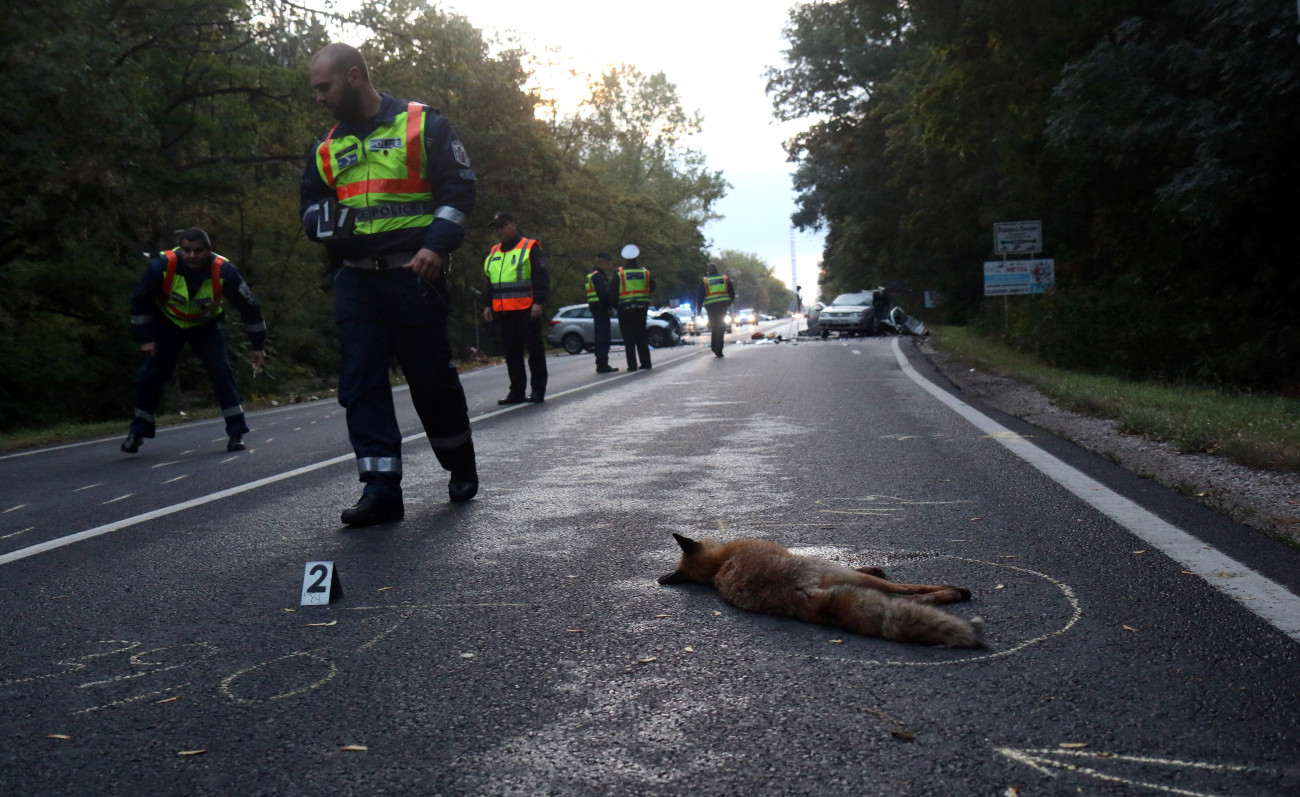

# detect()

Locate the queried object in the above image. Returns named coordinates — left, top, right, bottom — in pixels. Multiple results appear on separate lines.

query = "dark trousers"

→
left=706, top=304, right=730, bottom=355
left=618, top=305, right=651, bottom=369
left=335, top=267, right=474, bottom=500
left=130, top=320, right=248, bottom=438
left=497, top=308, right=548, bottom=398
left=591, top=305, right=612, bottom=368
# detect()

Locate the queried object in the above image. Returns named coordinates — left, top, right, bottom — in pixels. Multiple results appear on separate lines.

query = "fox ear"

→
left=671, top=533, right=700, bottom=553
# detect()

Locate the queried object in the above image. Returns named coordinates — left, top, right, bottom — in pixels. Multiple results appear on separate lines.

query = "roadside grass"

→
left=928, top=326, right=1300, bottom=472
left=0, top=358, right=502, bottom=455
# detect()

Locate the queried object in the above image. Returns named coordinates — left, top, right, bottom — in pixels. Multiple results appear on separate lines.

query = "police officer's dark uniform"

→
left=121, top=230, right=266, bottom=454
left=482, top=212, right=550, bottom=403
left=615, top=244, right=655, bottom=371
left=300, top=63, right=477, bottom=527
left=586, top=252, right=618, bottom=373
left=695, top=262, right=735, bottom=357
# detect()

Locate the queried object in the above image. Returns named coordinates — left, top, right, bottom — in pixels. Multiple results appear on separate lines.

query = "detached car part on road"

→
left=547, top=304, right=683, bottom=354
left=817, top=290, right=928, bottom=338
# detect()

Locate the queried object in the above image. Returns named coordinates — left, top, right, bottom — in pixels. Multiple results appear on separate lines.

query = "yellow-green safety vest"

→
left=159, top=249, right=226, bottom=327
left=617, top=267, right=651, bottom=307
left=314, top=102, right=436, bottom=237
left=702, top=274, right=731, bottom=306
left=484, top=238, right=536, bottom=312
left=585, top=269, right=602, bottom=304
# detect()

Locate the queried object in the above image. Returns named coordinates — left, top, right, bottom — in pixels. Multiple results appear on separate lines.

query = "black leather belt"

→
left=342, top=250, right=418, bottom=270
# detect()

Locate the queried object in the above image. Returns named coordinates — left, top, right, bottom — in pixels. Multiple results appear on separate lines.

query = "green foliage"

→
left=712, top=251, right=795, bottom=315
left=0, top=0, right=728, bottom=431
left=771, top=0, right=1299, bottom=392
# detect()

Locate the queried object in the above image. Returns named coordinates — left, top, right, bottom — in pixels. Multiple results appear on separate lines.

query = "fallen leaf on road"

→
left=340, top=745, right=367, bottom=752
left=996, top=584, right=1005, bottom=589
left=566, top=629, right=583, bottom=633
left=684, top=646, right=695, bottom=653
left=1123, top=625, right=1138, bottom=632
left=178, top=749, right=206, bottom=756
left=713, top=611, right=722, bottom=616
left=1133, top=550, right=1146, bottom=554
left=306, top=621, right=337, bottom=627
left=1059, top=742, right=1088, bottom=749
left=283, top=608, right=295, bottom=612
left=155, top=696, right=180, bottom=704
left=829, top=639, right=844, bottom=644
left=891, top=730, right=915, bottom=741
left=377, top=587, right=393, bottom=592
left=47, top=734, right=71, bottom=740
left=1181, top=570, right=1197, bottom=575
left=654, top=614, right=671, bottom=618
left=637, top=657, right=657, bottom=664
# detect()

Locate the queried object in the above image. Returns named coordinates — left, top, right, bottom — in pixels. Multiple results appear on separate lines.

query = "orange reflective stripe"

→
left=210, top=256, right=225, bottom=306
left=318, top=124, right=339, bottom=185
left=404, top=102, right=422, bottom=179
left=336, top=177, right=430, bottom=200
left=162, top=250, right=179, bottom=297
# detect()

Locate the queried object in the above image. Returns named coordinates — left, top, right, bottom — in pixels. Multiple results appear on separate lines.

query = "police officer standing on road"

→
left=615, top=244, right=655, bottom=372
left=300, top=42, right=478, bottom=527
left=695, top=261, right=735, bottom=358
left=586, top=252, right=618, bottom=374
left=482, top=212, right=550, bottom=404
left=121, top=227, right=267, bottom=454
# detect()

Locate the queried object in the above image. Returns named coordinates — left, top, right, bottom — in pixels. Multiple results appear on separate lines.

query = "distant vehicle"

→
left=547, top=304, right=682, bottom=354
left=670, top=307, right=697, bottom=335
left=816, top=290, right=927, bottom=338
left=734, top=308, right=758, bottom=326
left=695, top=309, right=733, bottom=335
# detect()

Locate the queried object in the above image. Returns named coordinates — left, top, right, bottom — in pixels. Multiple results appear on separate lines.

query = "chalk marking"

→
left=78, top=664, right=184, bottom=688
left=73, top=483, right=104, bottom=492
left=1, top=527, right=32, bottom=540
left=101, top=494, right=133, bottom=505
left=161, top=475, right=189, bottom=484
left=4, top=504, right=28, bottom=513
left=997, top=747, right=1273, bottom=796
left=76, top=682, right=192, bottom=715
left=151, top=460, right=182, bottom=469
left=0, top=640, right=141, bottom=687
left=892, top=338, right=1300, bottom=643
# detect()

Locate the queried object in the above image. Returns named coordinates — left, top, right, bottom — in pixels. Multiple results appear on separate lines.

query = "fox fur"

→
left=658, top=534, right=984, bottom=648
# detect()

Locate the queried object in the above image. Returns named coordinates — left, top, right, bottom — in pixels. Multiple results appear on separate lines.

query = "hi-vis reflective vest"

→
left=314, top=102, right=436, bottom=237
left=159, top=249, right=226, bottom=327
left=702, top=274, right=731, bottom=306
left=585, top=269, right=602, bottom=304
left=484, top=238, right=536, bottom=312
left=617, top=267, right=651, bottom=307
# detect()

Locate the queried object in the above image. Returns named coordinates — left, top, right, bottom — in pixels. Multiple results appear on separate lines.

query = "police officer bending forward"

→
left=301, top=43, right=478, bottom=527
left=122, top=227, right=266, bottom=454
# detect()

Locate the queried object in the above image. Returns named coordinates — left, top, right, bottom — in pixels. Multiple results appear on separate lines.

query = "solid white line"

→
left=0, top=351, right=704, bottom=568
left=891, top=338, right=1300, bottom=643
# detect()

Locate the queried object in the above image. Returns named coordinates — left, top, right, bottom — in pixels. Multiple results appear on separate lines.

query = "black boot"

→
left=341, top=493, right=405, bottom=526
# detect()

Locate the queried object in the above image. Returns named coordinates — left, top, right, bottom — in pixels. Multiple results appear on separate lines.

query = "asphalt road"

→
left=3, top=325, right=1299, bottom=796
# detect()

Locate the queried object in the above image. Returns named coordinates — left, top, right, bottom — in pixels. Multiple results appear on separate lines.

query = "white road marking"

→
left=1, top=527, right=33, bottom=540
left=892, top=338, right=1300, bottom=643
left=161, top=475, right=189, bottom=485
left=0, top=353, right=709, bottom=567
left=101, top=494, right=134, bottom=505
left=151, top=460, right=182, bottom=469
left=4, top=504, right=29, bottom=513
left=73, top=483, right=104, bottom=492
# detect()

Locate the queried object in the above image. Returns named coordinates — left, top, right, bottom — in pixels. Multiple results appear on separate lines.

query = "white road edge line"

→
left=892, top=338, right=1300, bottom=643
left=0, top=350, right=706, bottom=567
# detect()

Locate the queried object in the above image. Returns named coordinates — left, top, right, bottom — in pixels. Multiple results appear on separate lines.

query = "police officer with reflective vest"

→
left=586, top=252, right=618, bottom=373
left=121, top=227, right=266, bottom=454
left=615, top=244, right=655, bottom=371
left=300, top=43, right=478, bottom=527
left=482, top=212, right=550, bottom=403
left=695, top=262, right=735, bottom=357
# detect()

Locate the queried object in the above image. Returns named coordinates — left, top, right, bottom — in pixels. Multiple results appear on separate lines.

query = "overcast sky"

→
left=424, top=0, right=827, bottom=301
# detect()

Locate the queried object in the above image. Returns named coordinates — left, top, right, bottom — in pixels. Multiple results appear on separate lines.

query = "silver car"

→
left=546, top=304, right=682, bottom=354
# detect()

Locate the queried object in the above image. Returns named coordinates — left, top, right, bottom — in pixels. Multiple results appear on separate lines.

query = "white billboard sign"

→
left=994, top=221, right=1042, bottom=254
left=984, top=259, right=1055, bottom=296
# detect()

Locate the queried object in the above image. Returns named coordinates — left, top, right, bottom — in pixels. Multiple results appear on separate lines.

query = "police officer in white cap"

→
left=613, top=244, right=656, bottom=371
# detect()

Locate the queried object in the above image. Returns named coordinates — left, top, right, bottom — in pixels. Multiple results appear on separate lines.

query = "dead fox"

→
left=658, top=534, right=984, bottom=648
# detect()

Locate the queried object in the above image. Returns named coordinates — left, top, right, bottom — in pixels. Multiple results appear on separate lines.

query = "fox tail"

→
left=821, top=585, right=986, bottom=648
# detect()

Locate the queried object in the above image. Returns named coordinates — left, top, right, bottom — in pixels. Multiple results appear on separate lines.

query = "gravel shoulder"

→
left=912, top=337, right=1300, bottom=549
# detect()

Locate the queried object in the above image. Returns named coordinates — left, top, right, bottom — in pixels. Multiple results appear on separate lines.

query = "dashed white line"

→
left=101, top=495, right=134, bottom=505
left=1, top=527, right=33, bottom=540
left=73, top=483, right=104, bottom=492
left=4, top=504, right=29, bottom=513
left=151, top=460, right=182, bottom=469
left=161, top=475, right=189, bottom=484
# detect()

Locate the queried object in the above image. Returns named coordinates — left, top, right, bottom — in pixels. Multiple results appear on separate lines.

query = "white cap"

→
left=621, top=244, right=640, bottom=259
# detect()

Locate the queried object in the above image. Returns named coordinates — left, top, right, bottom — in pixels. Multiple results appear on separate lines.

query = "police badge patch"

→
left=451, top=139, right=470, bottom=167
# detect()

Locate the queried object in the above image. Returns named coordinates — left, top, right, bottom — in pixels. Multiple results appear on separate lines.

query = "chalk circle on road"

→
left=220, top=651, right=339, bottom=705
left=739, top=548, right=1082, bottom=668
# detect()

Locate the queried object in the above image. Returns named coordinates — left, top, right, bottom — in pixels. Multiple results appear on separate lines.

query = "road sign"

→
left=984, top=259, right=1055, bottom=296
left=994, top=221, right=1042, bottom=255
